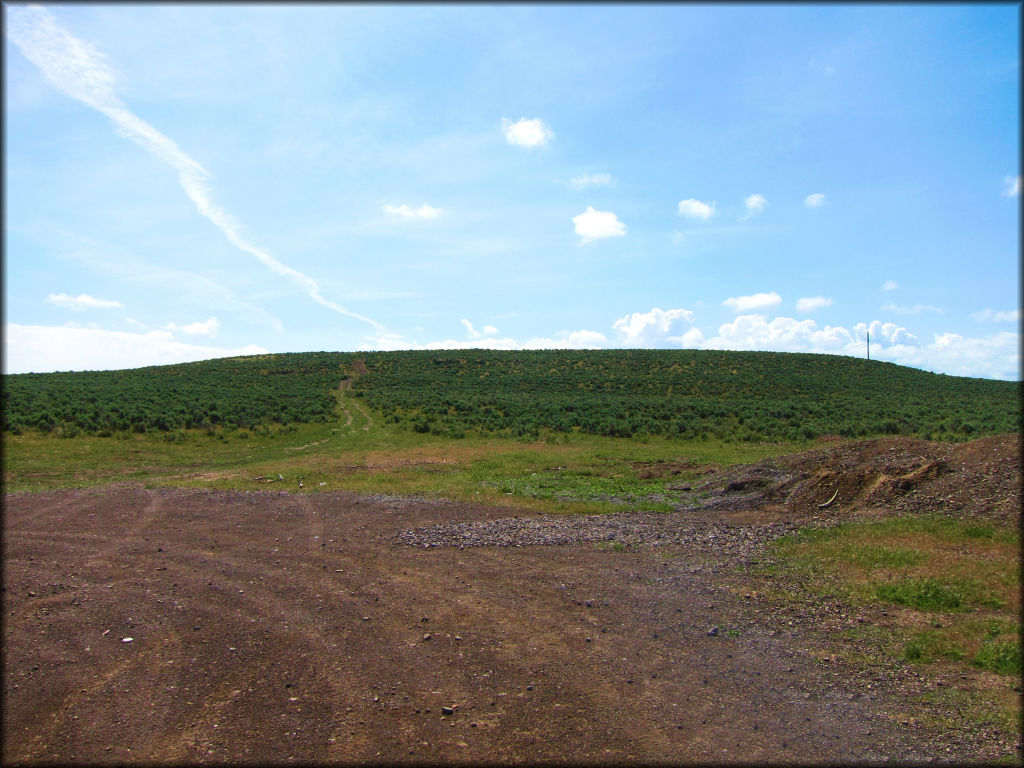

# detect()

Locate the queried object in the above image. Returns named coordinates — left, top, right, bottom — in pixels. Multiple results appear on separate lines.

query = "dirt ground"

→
left=3, top=435, right=1020, bottom=764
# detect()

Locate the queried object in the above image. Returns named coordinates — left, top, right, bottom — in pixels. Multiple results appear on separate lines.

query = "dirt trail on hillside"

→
left=3, top=435, right=1020, bottom=764
left=281, top=362, right=370, bottom=454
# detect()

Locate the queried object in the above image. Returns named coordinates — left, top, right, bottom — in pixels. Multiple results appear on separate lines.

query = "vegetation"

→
left=7, top=349, right=1016, bottom=442
left=355, top=349, right=1020, bottom=441
left=2, top=353, right=355, bottom=437
left=765, top=515, right=1021, bottom=727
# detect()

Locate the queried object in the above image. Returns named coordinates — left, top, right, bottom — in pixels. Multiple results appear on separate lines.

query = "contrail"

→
left=7, top=4, right=386, bottom=333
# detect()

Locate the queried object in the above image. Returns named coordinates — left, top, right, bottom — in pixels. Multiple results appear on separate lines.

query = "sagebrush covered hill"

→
left=3, top=349, right=1019, bottom=442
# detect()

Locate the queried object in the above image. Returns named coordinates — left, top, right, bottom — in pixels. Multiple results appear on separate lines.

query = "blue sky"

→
left=4, top=3, right=1020, bottom=378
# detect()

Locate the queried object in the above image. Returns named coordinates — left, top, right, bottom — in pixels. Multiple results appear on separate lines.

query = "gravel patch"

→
left=397, top=510, right=820, bottom=555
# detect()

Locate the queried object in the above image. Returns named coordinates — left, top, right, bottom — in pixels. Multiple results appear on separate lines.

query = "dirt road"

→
left=4, top=437, right=1020, bottom=764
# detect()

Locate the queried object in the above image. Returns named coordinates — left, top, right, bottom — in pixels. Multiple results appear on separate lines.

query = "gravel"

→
left=396, top=510, right=821, bottom=555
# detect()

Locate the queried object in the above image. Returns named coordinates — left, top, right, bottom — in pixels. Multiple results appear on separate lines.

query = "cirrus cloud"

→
left=804, top=193, right=826, bottom=208
left=7, top=4, right=385, bottom=333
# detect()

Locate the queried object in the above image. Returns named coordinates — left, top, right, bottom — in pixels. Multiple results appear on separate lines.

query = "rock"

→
left=707, top=627, right=718, bottom=637
left=441, top=706, right=454, bottom=716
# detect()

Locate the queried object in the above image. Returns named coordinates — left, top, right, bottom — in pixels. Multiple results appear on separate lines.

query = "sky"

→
left=4, top=3, right=1020, bottom=379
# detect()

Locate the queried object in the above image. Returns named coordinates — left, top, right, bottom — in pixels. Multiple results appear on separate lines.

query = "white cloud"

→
left=46, top=293, right=123, bottom=311
left=741, top=193, right=767, bottom=219
left=382, top=203, right=442, bottom=220
left=804, top=193, right=826, bottom=208
left=7, top=5, right=384, bottom=333
left=3, top=323, right=266, bottom=374
left=859, top=326, right=1018, bottom=380
left=796, top=296, right=833, bottom=313
left=572, top=206, right=627, bottom=243
left=611, top=308, right=702, bottom=347
left=971, top=308, right=1020, bottom=323
left=569, top=172, right=614, bottom=189
left=363, top=311, right=1017, bottom=380
left=460, top=319, right=499, bottom=339
left=881, top=280, right=899, bottom=292
left=705, top=315, right=855, bottom=353
left=364, top=328, right=607, bottom=352
left=698, top=315, right=1016, bottom=379
left=501, top=117, right=554, bottom=148
left=1003, top=175, right=1021, bottom=197
left=722, top=291, right=783, bottom=313
left=855, top=320, right=918, bottom=346
left=521, top=330, right=609, bottom=349
left=881, top=302, right=945, bottom=315
left=165, top=316, right=219, bottom=337
left=677, top=199, right=716, bottom=220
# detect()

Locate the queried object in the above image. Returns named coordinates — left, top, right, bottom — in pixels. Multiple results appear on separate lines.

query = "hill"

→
left=3, top=349, right=1019, bottom=443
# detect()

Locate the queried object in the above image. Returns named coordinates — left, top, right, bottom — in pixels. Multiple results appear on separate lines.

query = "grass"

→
left=3, top=385, right=802, bottom=514
left=765, top=513, right=1021, bottom=731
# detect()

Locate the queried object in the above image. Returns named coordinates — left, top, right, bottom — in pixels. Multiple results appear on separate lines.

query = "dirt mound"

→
left=671, top=434, right=1020, bottom=525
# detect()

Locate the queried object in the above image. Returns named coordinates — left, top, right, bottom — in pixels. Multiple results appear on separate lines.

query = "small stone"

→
left=707, top=627, right=719, bottom=637
left=441, top=706, right=455, bottom=716
left=422, top=633, right=432, bottom=641
left=122, top=637, right=134, bottom=643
